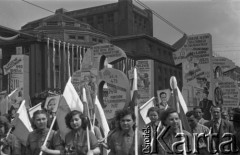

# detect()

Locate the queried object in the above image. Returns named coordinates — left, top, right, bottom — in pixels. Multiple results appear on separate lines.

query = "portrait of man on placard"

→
left=44, top=95, right=60, bottom=113
left=156, top=89, right=171, bottom=110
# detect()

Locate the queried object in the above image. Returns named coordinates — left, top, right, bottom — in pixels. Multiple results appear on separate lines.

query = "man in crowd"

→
left=221, top=111, right=229, bottom=122
left=193, top=106, right=208, bottom=125
left=204, top=106, right=234, bottom=154
left=199, top=89, right=213, bottom=120
left=186, top=111, right=210, bottom=155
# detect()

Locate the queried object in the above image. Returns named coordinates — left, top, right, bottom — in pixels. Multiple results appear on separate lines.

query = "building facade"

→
left=64, top=0, right=182, bottom=97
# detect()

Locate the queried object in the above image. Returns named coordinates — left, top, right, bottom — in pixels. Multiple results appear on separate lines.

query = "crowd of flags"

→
left=0, top=66, right=189, bottom=155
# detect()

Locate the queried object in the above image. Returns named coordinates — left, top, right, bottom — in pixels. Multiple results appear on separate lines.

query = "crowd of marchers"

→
left=0, top=91, right=240, bottom=155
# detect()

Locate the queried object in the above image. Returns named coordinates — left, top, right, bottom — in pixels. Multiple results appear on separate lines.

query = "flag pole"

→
left=39, top=116, right=56, bottom=155
left=133, top=68, right=138, bottom=155
left=83, top=88, right=91, bottom=151
left=170, top=76, right=187, bottom=155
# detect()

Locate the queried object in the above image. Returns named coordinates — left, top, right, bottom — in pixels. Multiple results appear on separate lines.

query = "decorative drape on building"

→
left=47, top=38, right=50, bottom=88
left=53, top=39, right=56, bottom=88
left=58, top=40, right=61, bottom=89
left=80, top=46, right=82, bottom=69
left=76, top=45, right=79, bottom=71
left=71, top=44, right=74, bottom=74
left=67, top=43, right=70, bottom=78
left=63, top=42, right=66, bottom=84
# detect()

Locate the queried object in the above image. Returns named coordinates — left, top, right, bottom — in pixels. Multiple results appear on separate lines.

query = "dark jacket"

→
left=204, top=119, right=234, bottom=154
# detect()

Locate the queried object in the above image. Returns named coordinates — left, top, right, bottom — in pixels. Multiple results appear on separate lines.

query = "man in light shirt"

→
left=186, top=111, right=210, bottom=155
left=193, top=106, right=208, bottom=125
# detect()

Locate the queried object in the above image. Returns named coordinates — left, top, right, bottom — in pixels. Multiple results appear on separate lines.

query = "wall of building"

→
left=65, top=0, right=153, bottom=37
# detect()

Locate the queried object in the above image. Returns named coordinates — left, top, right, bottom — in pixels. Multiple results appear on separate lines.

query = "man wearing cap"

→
left=0, top=116, right=21, bottom=155
left=199, top=89, right=213, bottom=120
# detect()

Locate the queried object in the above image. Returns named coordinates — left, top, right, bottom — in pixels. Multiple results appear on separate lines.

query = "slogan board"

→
left=174, top=33, right=213, bottom=107
left=3, top=55, right=29, bottom=108
left=92, top=43, right=127, bottom=64
left=99, top=68, right=130, bottom=120
left=136, top=60, right=154, bottom=106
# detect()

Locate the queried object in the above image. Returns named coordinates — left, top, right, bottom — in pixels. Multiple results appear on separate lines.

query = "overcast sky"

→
left=1, top=0, right=240, bottom=65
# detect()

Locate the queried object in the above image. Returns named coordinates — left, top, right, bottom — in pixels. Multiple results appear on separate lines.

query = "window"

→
left=139, top=18, right=142, bottom=26
left=134, top=14, right=138, bottom=24
left=157, top=48, right=161, bottom=56
left=92, top=38, right=97, bottom=42
left=148, top=44, right=153, bottom=52
left=46, top=21, right=58, bottom=26
left=108, top=13, right=114, bottom=22
left=98, top=39, right=103, bottom=43
left=97, top=15, right=103, bottom=24
left=78, top=36, right=85, bottom=40
left=69, top=35, right=76, bottom=40
left=87, top=17, right=94, bottom=25
left=143, top=19, right=146, bottom=28
left=65, top=22, right=74, bottom=26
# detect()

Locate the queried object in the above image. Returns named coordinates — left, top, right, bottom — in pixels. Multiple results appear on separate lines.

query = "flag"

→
left=94, top=96, right=110, bottom=138
left=28, top=102, right=42, bottom=118
left=12, top=100, right=33, bottom=146
left=168, top=76, right=191, bottom=132
left=56, top=77, right=84, bottom=140
left=95, top=96, right=110, bottom=155
left=139, top=97, right=155, bottom=124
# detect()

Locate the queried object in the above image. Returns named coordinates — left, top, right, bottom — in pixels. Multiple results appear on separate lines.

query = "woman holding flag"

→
left=25, top=110, right=55, bottom=155
left=64, top=110, right=100, bottom=155
left=107, top=108, right=144, bottom=155
left=41, top=110, right=100, bottom=155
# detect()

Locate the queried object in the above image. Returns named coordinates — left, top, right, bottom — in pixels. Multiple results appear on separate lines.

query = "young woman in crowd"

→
left=145, top=107, right=162, bottom=155
left=25, top=110, right=55, bottom=155
left=42, top=110, right=100, bottom=155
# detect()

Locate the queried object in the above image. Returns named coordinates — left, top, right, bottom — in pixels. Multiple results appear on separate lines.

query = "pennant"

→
left=139, top=97, right=155, bottom=124
left=94, top=96, right=110, bottom=138
left=12, top=100, right=33, bottom=146
left=28, top=102, right=42, bottom=118
left=94, top=95, right=110, bottom=155
left=56, top=77, right=83, bottom=140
